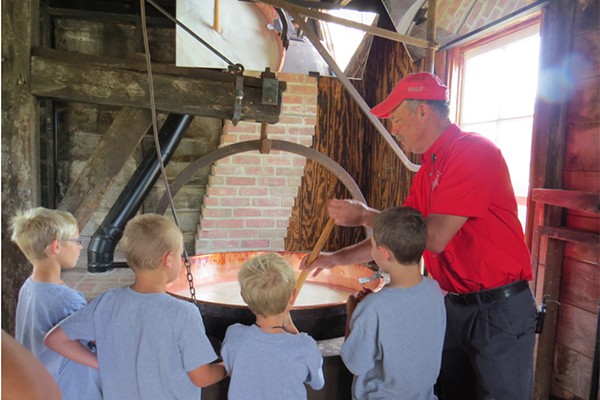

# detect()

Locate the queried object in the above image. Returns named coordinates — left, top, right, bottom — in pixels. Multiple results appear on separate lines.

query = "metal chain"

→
left=183, top=249, right=196, bottom=304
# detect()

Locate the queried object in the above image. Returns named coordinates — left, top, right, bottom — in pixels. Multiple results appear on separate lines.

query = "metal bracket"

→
left=261, top=67, right=279, bottom=106
left=232, top=72, right=244, bottom=125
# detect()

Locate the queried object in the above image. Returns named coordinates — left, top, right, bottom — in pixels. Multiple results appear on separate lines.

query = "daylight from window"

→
left=323, top=9, right=378, bottom=72
left=460, top=26, right=540, bottom=229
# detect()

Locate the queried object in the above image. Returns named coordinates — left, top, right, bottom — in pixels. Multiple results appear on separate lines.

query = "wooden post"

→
left=529, top=2, right=578, bottom=398
left=213, top=0, right=220, bottom=32
left=1, top=0, right=41, bottom=334
left=424, top=0, right=438, bottom=73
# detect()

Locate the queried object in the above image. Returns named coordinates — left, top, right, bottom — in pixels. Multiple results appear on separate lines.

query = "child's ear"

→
left=46, top=239, right=61, bottom=256
left=377, top=245, right=393, bottom=261
left=162, top=250, right=174, bottom=269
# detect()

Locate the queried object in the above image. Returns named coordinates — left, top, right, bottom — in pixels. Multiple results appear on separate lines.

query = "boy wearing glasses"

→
left=11, top=207, right=101, bottom=399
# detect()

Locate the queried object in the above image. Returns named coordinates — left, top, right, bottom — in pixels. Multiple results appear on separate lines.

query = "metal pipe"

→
left=87, top=114, right=192, bottom=273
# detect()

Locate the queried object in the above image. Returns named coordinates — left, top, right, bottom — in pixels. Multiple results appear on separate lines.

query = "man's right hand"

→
left=298, top=252, right=337, bottom=277
left=329, top=199, right=379, bottom=228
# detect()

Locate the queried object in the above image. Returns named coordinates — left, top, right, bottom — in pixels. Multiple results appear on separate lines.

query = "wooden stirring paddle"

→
left=295, top=218, right=336, bottom=294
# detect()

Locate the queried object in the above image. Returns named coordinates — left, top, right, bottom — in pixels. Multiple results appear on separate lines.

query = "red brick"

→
left=213, top=240, right=241, bottom=248
left=303, top=116, right=317, bottom=126
left=263, top=209, right=292, bottom=218
left=220, top=198, right=250, bottom=207
left=240, top=187, right=269, bottom=196
left=252, top=198, right=281, bottom=207
left=283, top=94, right=304, bottom=105
left=263, top=156, right=292, bottom=166
left=206, top=187, right=237, bottom=196
left=198, top=230, right=229, bottom=239
left=275, top=167, right=303, bottom=176
left=258, top=177, right=286, bottom=186
left=226, top=176, right=256, bottom=186
left=202, top=208, right=232, bottom=218
left=231, top=154, right=262, bottom=165
left=229, top=229, right=258, bottom=238
left=246, top=219, right=275, bottom=228
left=200, top=220, right=216, bottom=229
left=292, top=158, right=307, bottom=167
left=270, top=187, right=298, bottom=197
left=288, top=84, right=318, bottom=96
left=233, top=208, right=263, bottom=217
left=244, top=166, right=275, bottom=176
left=265, top=124, right=286, bottom=134
left=278, top=115, right=304, bottom=124
left=278, top=73, right=305, bottom=83
left=288, top=126, right=315, bottom=136
left=215, top=219, right=244, bottom=229
left=241, top=239, right=270, bottom=248
left=213, top=165, right=239, bottom=175
left=224, top=122, right=259, bottom=134
left=276, top=219, right=290, bottom=228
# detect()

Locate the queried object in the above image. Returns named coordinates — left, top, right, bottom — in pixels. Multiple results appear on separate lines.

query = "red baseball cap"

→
left=370, top=72, right=449, bottom=118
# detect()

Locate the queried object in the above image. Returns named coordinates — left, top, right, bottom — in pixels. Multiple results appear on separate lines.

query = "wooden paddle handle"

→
left=296, top=218, right=336, bottom=293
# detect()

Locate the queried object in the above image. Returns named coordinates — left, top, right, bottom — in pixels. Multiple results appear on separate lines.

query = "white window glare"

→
left=460, top=24, right=541, bottom=229
left=320, top=9, right=378, bottom=73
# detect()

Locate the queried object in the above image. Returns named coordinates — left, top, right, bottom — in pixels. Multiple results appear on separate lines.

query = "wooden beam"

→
left=57, top=108, right=152, bottom=231
left=539, top=226, right=600, bottom=247
left=258, top=0, right=435, bottom=49
left=29, top=48, right=285, bottom=124
left=532, top=189, right=600, bottom=215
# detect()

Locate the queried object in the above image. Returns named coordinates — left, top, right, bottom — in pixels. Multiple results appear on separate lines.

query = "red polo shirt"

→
left=404, top=124, right=532, bottom=293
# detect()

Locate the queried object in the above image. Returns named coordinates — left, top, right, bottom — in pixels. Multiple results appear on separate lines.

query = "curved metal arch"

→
left=155, top=139, right=367, bottom=215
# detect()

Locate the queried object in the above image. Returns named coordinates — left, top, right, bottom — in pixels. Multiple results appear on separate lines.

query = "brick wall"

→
left=195, top=73, right=318, bottom=254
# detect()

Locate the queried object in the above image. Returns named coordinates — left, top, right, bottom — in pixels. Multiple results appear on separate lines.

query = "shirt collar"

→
left=420, top=123, right=461, bottom=165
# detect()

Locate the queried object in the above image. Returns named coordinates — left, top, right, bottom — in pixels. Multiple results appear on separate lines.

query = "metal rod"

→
left=292, top=13, right=421, bottom=172
left=145, top=0, right=236, bottom=67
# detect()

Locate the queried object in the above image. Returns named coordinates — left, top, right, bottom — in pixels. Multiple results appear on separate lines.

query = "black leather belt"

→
left=447, top=280, right=529, bottom=305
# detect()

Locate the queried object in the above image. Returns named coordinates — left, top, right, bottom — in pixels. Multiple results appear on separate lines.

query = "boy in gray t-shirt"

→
left=221, top=252, right=325, bottom=400
left=340, top=207, right=446, bottom=400
left=11, top=207, right=101, bottom=400
left=45, top=214, right=227, bottom=399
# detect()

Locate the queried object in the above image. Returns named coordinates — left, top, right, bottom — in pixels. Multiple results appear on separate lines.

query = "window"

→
left=457, top=22, right=541, bottom=229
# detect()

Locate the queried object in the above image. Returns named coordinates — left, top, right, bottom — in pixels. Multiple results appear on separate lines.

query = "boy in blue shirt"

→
left=341, top=206, right=446, bottom=400
left=45, top=214, right=226, bottom=399
left=11, top=207, right=101, bottom=400
left=221, top=252, right=325, bottom=399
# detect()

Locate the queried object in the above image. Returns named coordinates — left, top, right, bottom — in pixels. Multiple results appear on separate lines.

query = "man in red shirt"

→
left=301, top=72, right=537, bottom=399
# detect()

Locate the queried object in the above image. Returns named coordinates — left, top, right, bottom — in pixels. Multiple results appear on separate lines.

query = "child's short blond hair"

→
left=238, top=253, right=296, bottom=317
left=120, top=214, right=182, bottom=271
left=11, top=208, right=78, bottom=261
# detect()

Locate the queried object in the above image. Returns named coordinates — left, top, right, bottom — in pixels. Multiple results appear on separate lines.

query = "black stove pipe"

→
left=87, top=114, right=193, bottom=273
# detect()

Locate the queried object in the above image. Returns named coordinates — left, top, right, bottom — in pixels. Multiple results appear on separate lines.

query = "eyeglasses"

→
left=62, top=238, right=83, bottom=246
